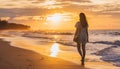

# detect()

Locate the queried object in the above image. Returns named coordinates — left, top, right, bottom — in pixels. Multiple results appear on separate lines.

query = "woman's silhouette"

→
left=73, top=12, right=89, bottom=65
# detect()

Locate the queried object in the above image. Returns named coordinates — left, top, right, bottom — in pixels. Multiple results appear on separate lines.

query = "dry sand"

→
left=0, top=39, right=89, bottom=69
left=0, top=39, right=119, bottom=69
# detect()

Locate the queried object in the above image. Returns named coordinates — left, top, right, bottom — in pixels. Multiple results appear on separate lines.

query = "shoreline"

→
left=0, top=38, right=119, bottom=69
left=0, top=39, right=89, bottom=69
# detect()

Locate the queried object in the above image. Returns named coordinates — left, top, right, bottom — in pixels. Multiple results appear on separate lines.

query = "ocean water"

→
left=0, top=30, right=120, bottom=67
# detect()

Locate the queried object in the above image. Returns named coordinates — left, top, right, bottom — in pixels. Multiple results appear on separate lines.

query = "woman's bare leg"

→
left=81, top=43, right=86, bottom=65
left=77, top=43, right=82, bottom=58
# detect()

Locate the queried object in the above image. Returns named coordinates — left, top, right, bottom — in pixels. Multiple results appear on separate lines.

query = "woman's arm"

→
left=86, top=28, right=89, bottom=42
left=75, top=28, right=79, bottom=36
left=73, top=28, right=78, bottom=41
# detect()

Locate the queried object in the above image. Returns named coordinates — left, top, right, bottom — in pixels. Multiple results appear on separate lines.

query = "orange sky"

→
left=0, top=0, right=120, bottom=30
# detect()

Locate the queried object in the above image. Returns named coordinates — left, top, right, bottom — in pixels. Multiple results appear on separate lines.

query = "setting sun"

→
left=46, top=13, right=63, bottom=22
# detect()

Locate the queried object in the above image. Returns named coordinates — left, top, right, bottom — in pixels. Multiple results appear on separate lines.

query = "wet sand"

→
left=0, top=39, right=89, bottom=69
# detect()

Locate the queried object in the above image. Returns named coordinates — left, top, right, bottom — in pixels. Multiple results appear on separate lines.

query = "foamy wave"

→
left=94, top=45, right=120, bottom=66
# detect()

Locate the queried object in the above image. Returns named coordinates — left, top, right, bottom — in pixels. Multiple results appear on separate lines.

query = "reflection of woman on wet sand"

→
left=73, top=12, right=89, bottom=65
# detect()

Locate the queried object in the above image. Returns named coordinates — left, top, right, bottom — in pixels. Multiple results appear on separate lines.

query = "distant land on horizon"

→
left=0, top=19, right=30, bottom=30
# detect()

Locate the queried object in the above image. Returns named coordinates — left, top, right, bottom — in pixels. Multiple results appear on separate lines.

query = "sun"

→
left=46, top=13, right=63, bottom=22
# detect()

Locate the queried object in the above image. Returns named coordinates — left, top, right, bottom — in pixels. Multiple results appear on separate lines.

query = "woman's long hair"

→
left=79, top=13, right=88, bottom=27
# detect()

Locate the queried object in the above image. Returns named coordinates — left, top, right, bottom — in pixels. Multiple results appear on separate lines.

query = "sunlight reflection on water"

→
left=50, top=43, right=60, bottom=57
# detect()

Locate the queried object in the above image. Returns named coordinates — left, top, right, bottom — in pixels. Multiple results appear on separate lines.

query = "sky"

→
left=0, top=0, right=120, bottom=30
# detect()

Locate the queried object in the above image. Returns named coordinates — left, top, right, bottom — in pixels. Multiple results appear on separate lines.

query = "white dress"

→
left=75, top=21, right=88, bottom=43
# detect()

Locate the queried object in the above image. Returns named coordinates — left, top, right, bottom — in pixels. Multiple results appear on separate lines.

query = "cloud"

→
left=0, top=0, right=91, bottom=9
left=13, top=16, right=32, bottom=20
left=57, top=0, right=90, bottom=2
left=0, top=0, right=119, bottom=23
left=90, top=0, right=119, bottom=5
left=13, top=16, right=46, bottom=21
left=1, top=0, right=119, bottom=15
left=84, top=3, right=120, bottom=17
left=1, top=17, right=10, bottom=20
left=0, top=8, right=48, bottom=17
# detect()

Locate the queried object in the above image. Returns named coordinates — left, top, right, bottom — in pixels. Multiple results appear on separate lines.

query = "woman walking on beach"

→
left=73, top=12, right=89, bottom=65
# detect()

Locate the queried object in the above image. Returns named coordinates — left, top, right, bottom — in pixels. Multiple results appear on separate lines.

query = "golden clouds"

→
left=0, top=0, right=120, bottom=30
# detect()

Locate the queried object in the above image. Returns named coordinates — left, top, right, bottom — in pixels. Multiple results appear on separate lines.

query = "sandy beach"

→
left=0, top=39, right=89, bottom=69
left=0, top=37, right=119, bottom=69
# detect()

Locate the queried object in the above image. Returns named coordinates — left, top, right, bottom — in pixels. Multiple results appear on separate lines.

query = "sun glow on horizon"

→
left=46, top=13, right=63, bottom=23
